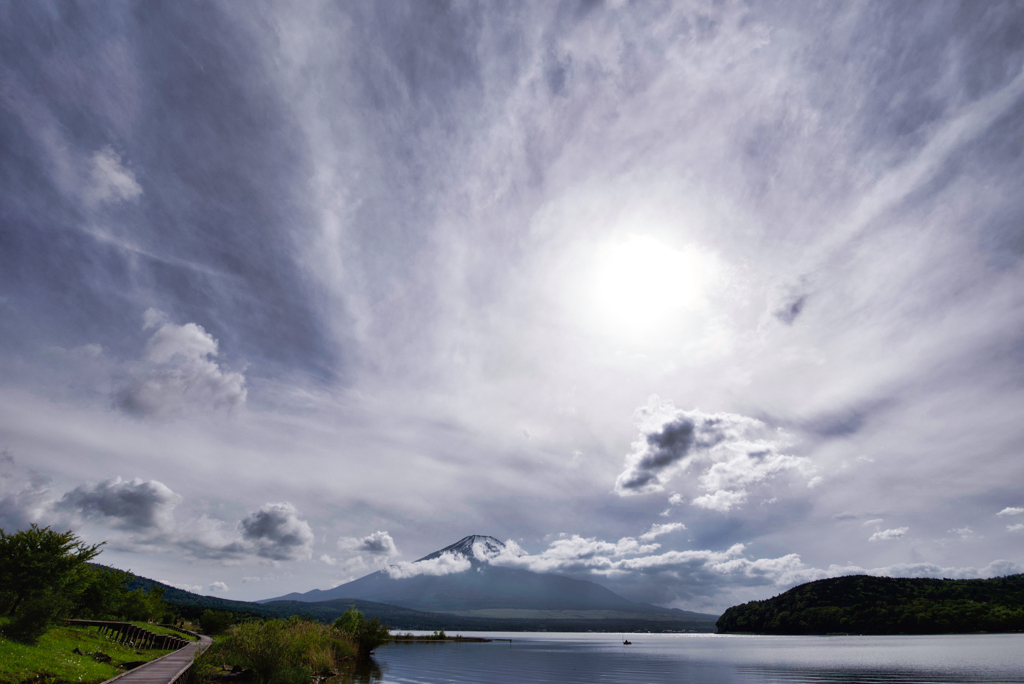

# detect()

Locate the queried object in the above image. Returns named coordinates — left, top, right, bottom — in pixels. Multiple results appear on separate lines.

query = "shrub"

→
left=199, top=610, right=234, bottom=635
left=223, top=621, right=291, bottom=684
left=208, top=619, right=358, bottom=684
left=332, top=607, right=390, bottom=661
left=4, top=591, right=70, bottom=644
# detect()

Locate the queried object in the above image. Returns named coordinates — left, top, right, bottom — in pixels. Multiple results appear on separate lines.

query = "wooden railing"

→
left=65, top=619, right=194, bottom=651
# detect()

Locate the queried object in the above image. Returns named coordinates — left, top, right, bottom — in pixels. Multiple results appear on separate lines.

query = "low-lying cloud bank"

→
left=0, top=459, right=313, bottom=564
left=378, top=532, right=1022, bottom=609
left=384, top=551, right=471, bottom=579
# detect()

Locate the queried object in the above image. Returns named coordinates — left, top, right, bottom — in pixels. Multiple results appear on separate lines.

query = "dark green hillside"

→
left=717, top=574, right=1024, bottom=635
left=127, top=576, right=717, bottom=632
left=126, top=575, right=413, bottom=624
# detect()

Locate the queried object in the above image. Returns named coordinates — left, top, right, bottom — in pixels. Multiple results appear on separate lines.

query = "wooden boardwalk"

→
left=102, top=634, right=213, bottom=684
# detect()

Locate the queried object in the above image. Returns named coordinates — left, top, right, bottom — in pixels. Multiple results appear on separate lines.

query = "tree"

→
left=200, top=609, right=234, bottom=635
left=0, top=525, right=104, bottom=643
left=333, top=606, right=390, bottom=660
left=120, top=585, right=168, bottom=622
left=72, top=565, right=132, bottom=619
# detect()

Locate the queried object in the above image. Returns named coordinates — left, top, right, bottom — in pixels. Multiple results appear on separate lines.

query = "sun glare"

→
left=590, top=235, right=713, bottom=338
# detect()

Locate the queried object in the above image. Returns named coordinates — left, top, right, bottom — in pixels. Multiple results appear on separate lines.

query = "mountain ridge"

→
left=121, top=570, right=717, bottom=632
left=262, top=534, right=716, bottom=622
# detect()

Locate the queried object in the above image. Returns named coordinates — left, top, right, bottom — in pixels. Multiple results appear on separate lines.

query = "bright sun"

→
left=590, top=235, right=713, bottom=337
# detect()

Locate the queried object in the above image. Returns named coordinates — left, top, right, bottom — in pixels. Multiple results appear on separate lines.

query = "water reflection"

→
left=739, top=665, right=1017, bottom=683
left=323, top=658, right=384, bottom=684
left=366, top=633, right=1024, bottom=684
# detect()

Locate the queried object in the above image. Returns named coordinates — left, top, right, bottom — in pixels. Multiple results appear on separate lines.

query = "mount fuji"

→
left=262, top=535, right=717, bottom=626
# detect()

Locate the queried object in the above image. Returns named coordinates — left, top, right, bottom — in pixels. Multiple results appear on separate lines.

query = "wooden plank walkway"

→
left=102, top=634, right=213, bottom=684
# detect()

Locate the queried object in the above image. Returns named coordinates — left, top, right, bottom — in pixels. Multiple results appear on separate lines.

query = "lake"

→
left=336, top=632, right=1024, bottom=684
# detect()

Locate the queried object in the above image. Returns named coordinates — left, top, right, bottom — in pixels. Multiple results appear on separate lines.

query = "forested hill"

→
left=717, top=574, right=1024, bottom=635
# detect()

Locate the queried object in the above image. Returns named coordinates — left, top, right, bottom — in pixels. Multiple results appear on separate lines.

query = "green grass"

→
left=128, top=622, right=198, bottom=640
left=0, top=623, right=178, bottom=684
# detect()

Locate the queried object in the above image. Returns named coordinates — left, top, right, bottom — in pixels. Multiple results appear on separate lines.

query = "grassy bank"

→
left=195, top=619, right=357, bottom=684
left=0, top=621, right=178, bottom=684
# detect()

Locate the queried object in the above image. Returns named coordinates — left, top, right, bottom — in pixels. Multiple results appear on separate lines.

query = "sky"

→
left=1, top=0, right=1023, bottom=614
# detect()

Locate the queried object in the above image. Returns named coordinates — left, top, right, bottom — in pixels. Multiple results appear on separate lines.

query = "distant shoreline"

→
left=717, top=574, right=1024, bottom=635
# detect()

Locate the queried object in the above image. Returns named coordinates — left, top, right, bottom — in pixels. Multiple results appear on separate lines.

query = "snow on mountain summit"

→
left=414, top=535, right=505, bottom=563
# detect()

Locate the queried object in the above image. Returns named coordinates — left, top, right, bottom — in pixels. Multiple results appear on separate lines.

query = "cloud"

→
left=1008, top=524, right=1024, bottom=533
left=55, top=477, right=180, bottom=532
left=869, top=527, right=909, bottom=542
left=857, top=559, right=1022, bottom=580
left=207, top=581, right=229, bottom=592
left=639, top=522, right=686, bottom=542
left=483, top=534, right=661, bottom=575
left=692, top=489, right=748, bottom=512
left=480, top=532, right=1021, bottom=609
left=767, top=278, right=812, bottom=326
left=0, top=451, right=55, bottom=531
left=997, top=507, right=1023, bottom=516
left=320, top=554, right=372, bottom=578
left=863, top=518, right=884, bottom=526
left=323, top=531, right=402, bottom=574
left=166, top=582, right=203, bottom=593
left=384, top=551, right=471, bottom=579
left=172, top=514, right=250, bottom=561
left=83, top=147, right=142, bottom=207
left=239, top=502, right=315, bottom=561
left=0, top=461, right=315, bottom=565
left=338, top=530, right=400, bottom=557
left=614, top=398, right=812, bottom=510
left=118, top=310, right=246, bottom=418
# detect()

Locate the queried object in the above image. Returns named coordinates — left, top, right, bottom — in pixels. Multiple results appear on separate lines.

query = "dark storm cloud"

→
left=615, top=407, right=750, bottom=495
left=240, top=502, right=314, bottom=561
left=55, top=477, right=180, bottom=532
left=615, top=418, right=700, bottom=493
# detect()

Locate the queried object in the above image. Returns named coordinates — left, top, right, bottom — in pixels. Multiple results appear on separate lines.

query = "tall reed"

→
left=195, top=618, right=357, bottom=684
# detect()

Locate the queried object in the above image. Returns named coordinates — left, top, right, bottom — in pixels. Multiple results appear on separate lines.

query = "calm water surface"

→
left=337, top=632, right=1024, bottom=684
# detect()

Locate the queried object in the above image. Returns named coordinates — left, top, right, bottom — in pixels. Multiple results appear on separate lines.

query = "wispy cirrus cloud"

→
left=83, top=147, right=142, bottom=207
left=639, top=522, right=686, bottom=542
left=869, top=527, right=909, bottom=542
